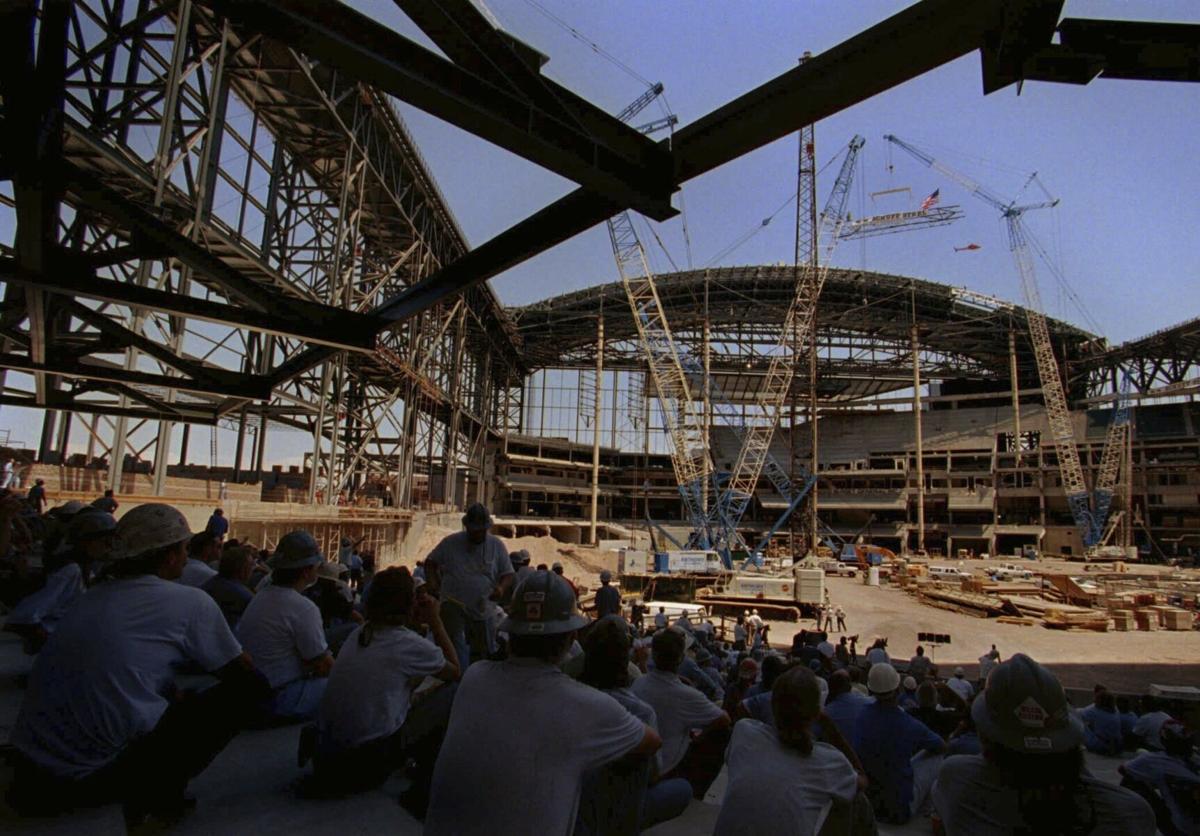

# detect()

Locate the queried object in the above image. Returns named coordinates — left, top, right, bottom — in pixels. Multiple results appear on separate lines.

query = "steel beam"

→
left=0, top=352, right=271, bottom=399
left=0, top=256, right=380, bottom=351
left=206, top=0, right=676, bottom=220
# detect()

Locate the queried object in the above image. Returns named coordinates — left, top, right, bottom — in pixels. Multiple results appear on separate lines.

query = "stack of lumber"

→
left=1161, top=609, right=1194, bottom=631
left=1134, top=610, right=1159, bottom=631
left=1043, top=606, right=1109, bottom=632
left=1111, top=609, right=1136, bottom=632
left=919, top=586, right=1011, bottom=618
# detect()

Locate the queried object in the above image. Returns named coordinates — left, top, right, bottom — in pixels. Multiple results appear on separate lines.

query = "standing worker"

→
left=423, top=503, right=513, bottom=667
left=595, top=570, right=621, bottom=618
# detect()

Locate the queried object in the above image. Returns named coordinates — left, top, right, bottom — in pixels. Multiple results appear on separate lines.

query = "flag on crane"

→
left=954, top=243, right=981, bottom=252
left=919, top=188, right=940, bottom=211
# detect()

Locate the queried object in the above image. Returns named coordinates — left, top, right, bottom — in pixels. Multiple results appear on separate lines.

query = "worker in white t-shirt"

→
left=631, top=626, right=730, bottom=798
left=425, top=571, right=660, bottom=835
left=313, top=566, right=459, bottom=810
left=9, top=503, right=269, bottom=824
left=715, top=666, right=864, bottom=836
left=424, top=503, right=513, bottom=667
left=179, top=531, right=219, bottom=587
left=236, top=530, right=334, bottom=722
left=5, top=507, right=114, bottom=653
left=947, top=667, right=975, bottom=702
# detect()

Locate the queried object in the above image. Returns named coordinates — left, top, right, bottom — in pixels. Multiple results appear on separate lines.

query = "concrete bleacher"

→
left=0, top=631, right=1138, bottom=836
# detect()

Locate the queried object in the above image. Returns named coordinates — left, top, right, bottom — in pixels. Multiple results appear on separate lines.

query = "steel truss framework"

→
left=0, top=0, right=522, bottom=503
left=1, top=0, right=1194, bottom=504
left=1076, top=316, right=1200, bottom=399
left=512, top=266, right=1098, bottom=402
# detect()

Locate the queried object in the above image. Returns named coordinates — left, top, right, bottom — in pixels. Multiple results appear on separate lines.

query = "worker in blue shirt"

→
left=852, top=663, right=945, bottom=823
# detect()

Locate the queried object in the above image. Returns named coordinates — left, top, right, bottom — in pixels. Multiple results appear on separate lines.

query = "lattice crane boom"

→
left=609, top=212, right=713, bottom=540
left=606, top=86, right=714, bottom=542
left=885, top=135, right=1095, bottom=542
left=710, top=136, right=865, bottom=545
left=1090, top=372, right=1132, bottom=545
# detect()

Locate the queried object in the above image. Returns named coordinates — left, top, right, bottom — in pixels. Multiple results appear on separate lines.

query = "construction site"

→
left=0, top=0, right=1196, bottom=635
left=0, top=0, right=1198, bottom=833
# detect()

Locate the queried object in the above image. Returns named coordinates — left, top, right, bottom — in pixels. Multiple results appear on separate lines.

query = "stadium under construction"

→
left=1, top=0, right=1198, bottom=567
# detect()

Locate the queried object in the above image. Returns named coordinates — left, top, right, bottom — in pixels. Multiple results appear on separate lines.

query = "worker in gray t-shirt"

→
left=424, top=503, right=513, bottom=667
left=933, top=653, right=1153, bottom=836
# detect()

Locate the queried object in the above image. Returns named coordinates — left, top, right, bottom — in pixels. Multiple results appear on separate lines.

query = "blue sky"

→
left=361, top=0, right=1198, bottom=339
left=2, top=0, right=1197, bottom=459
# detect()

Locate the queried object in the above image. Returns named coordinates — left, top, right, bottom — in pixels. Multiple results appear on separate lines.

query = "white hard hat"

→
left=112, top=503, right=192, bottom=561
left=868, top=663, right=901, bottom=695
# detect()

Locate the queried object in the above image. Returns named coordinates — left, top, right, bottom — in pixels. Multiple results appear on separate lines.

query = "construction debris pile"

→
left=895, top=561, right=1199, bottom=633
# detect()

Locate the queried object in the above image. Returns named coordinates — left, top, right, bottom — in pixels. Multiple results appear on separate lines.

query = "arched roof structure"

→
left=510, top=266, right=1100, bottom=402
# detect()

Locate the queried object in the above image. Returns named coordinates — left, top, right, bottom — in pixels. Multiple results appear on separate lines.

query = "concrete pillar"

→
left=1009, top=329, right=1022, bottom=466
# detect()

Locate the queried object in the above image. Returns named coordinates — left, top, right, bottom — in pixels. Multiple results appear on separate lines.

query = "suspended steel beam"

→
left=0, top=352, right=272, bottom=399
left=206, top=0, right=676, bottom=221
left=0, top=256, right=381, bottom=351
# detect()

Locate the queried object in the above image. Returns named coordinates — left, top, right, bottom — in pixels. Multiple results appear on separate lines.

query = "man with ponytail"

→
left=715, top=666, right=865, bottom=835
left=314, top=567, right=459, bottom=807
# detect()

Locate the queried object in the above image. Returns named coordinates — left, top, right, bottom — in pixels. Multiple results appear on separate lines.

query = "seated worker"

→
left=1132, top=698, right=1176, bottom=752
left=1119, top=721, right=1200, bottom=836
left=715, top=667, right=866, bottom=836
left=578, top=615, right=692, bottom=833
left=314, top=567, right=458, bottom=808
left=853, top=663, right=946, bottom=824
left=424, top=571, right=659, bottom=834
left=179, top=531, right=218, bottom=587
left=934, top=653, right=1153, bottom=836
left=201, top=545, right=256, bottom=629
left=303, top=560, right=362, bottom=655
left=5, top=507, right=114, bottom=653
left=236, top=531, right=333, bottom=722
left=632, top=626, right=730, bottom=798
left=1080, top=686, right=1124, bottom=756
left=9, top=503, right=268, bottom=825
left=824, top=669, right=873, bottom=742
left=739, top=654, right=796, bottom=725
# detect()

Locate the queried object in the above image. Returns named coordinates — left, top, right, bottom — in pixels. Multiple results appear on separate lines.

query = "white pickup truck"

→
left=991, top=563, right=1035, bottom=581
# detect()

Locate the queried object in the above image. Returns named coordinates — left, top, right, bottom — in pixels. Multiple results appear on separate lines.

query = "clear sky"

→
left=2, top=0, right=1197, bottom=460
left=359, top=0, right=1198, bottom=338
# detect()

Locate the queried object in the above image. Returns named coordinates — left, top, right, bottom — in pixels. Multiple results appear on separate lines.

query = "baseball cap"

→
left=462, top=502, right=492, bottom=531
left=510, top=549, right=530, bottom=565
left=112, top=503, right=192, bottom=560
left=318, top=561, right=349, bottom=580
left=817, top=640, right=835, bottom=659
left=868, top=662, right=901, bottom=694
left=68, top=507, right=117, bottom=544
left=971, top=653, right=1083, bottom=754
left=552, top=561, right=564, bottom=572
left=500, top=570, right=589, bottom=635
left=270, top=530, right=325, bottom=570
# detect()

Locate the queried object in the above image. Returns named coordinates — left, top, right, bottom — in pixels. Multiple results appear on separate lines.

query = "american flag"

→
left=919, top=188, right=940, bottom=211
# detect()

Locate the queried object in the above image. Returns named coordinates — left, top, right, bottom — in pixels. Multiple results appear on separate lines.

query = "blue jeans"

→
left=643, top=777, right=693, bottom=829
left=272, top=677, right=328, bottom=721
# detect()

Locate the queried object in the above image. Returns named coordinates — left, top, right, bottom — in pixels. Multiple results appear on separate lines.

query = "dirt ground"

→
left=405, top=526, right=619, bottom=589
left=782, top=575, right=1199, bottom=692
left=400, top=531, right=1199, bottom=692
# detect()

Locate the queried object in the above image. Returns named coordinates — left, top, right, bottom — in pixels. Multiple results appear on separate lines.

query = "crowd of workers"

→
left=0, top=490, right=1196, bottom=834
